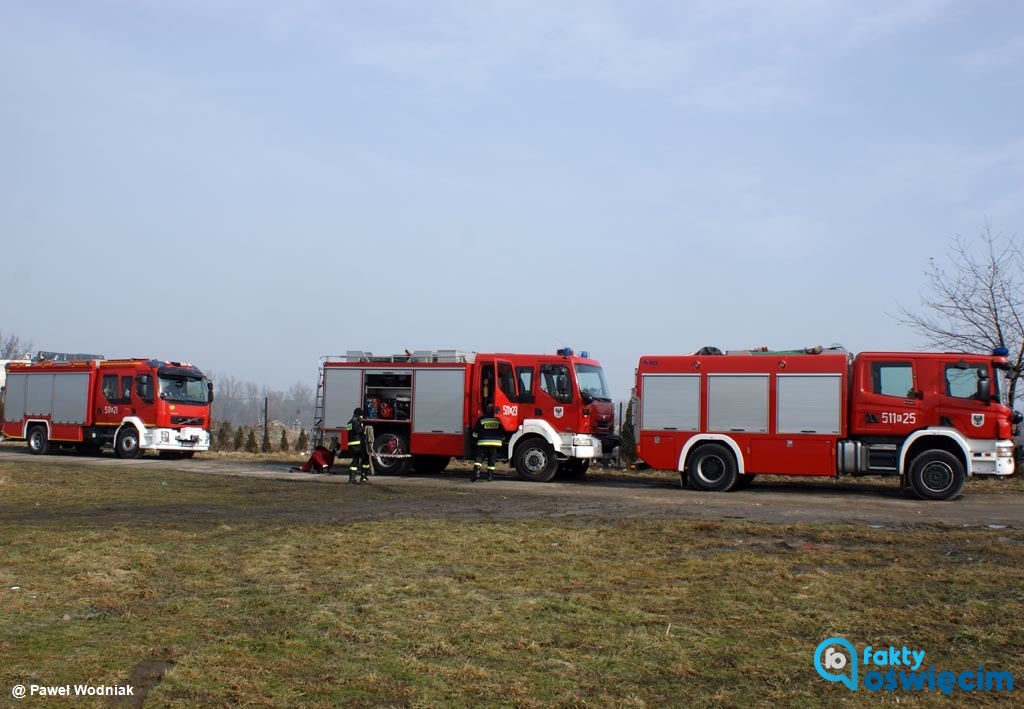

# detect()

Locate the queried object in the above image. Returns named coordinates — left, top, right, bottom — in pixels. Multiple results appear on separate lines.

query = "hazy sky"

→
left=3, top=0, right=1023, bottom=399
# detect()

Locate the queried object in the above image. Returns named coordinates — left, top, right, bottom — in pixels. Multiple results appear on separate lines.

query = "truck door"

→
left=938, top=360, right=996, bottom=437
left=494, top=359, right=520, bottom=430
left=536, top=362, right=575, bottom=430
left=95, top=372, right=134, bottom=426
left=475, top=359, right=520, bottom=431
left=849, top=357, right=920, bottom=437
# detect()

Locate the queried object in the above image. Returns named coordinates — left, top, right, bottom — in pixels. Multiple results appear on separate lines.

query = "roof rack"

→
left=342, top=350, right=475, bottom=363
left=33, top=351, right=105, bottom=363
left=725, top=345, right=847, bottom=356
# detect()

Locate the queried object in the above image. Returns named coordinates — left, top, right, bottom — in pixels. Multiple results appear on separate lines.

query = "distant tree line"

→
left=206, top=373, right=315, bottom=429
left=208, top=419, right=309, bottom=454
left=205, top=373, right=315, bottom=453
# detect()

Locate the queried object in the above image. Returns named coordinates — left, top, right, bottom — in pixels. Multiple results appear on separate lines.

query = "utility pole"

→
left=261, top=396, right=270, bottom=453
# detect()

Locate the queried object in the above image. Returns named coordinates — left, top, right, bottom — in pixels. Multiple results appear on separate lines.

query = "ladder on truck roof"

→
left=342, top=349, right=475, bottom=363
left=33, top=351, right=105, bottom=362
left=722, top=345, right=847, bottom=356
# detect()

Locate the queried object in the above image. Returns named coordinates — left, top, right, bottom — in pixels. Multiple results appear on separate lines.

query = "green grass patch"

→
left=1, top=461, right=1022, bottom=707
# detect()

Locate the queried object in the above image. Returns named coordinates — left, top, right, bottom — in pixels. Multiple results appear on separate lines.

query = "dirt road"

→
left=2, top=448, right=1022, bottom=528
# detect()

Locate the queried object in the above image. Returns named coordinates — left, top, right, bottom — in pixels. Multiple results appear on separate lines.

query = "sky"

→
left=2, top=0, right=1023, bottom=401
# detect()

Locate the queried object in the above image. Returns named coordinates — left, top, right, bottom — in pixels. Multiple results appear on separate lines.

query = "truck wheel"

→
left=514, top=439, right=559, bottom=482
left=733, top=473, right=756, bottom=490
left=688, top=443, right=738, bottom=492
left=412, top=455, right=450, bottom=474
left=27, top=426, right=50, bottom=455
left=908, top=450, right=965, bottom=501
left=372, top=433, right=411, bottom=475
left=558, top=459, right=590, bottom=479
left=116, top=428, right=142, bottom=459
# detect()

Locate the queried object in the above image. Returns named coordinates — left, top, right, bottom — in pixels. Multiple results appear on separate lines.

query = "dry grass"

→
left=1, top=460, right=1022, bottom=707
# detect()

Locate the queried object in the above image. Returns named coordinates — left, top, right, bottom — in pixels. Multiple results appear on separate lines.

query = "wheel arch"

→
left=115, top=417, right=146, bottom=444
left=508, top=419, right=561, bottom=462
left=900, top=430, right=969, bottom=479
left=25, top=419, right=52, bottom=455
left=511, top=432, right=554, bottom=461
left=22, top=418, right=51, bottom=440
left=678, top=435, right=746, bottom=475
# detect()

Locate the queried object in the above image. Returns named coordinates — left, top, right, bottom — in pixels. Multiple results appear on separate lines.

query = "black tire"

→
left=115, top=428, right=142, bottom=459
left=908, top=450, right=965, bottom=501
left=733, top=473, right=756, bottom=490
left=557, top=459, right=590, bottom=479
left=372, top=433, right=411, bottom=475
left=27, top=426, right=50, bottom=455
left=514, top=438, right=559, bottom=482
left=687, top=443, right=738, bottom=492
left=412, top=455, right=450, bottom=474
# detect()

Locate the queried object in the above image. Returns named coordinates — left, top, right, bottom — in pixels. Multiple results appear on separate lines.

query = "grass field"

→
left=1, top=458, right=1022, bottom=707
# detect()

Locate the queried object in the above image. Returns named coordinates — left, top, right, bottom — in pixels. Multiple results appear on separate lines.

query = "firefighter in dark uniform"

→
left=346, top=408, right=371, bottom=484
left=471, top=404, right=504, bottom=482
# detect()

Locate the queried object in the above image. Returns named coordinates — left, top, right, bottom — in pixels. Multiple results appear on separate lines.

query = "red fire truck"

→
left=315, top=348, right=618, bottom=481
left=633, top=346, right=1020, bottom=500
left=2, top=352, right=213, bottom=458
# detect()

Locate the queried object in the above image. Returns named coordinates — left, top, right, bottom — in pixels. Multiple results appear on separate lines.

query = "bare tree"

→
left=897, top=222, right=1024, bottom=407
left=0, top=332, right=31, bottom=359
left=208, top=372, right=315, bottom=429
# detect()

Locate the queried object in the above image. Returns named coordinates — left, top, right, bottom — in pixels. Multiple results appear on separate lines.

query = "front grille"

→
left=594, top=420, right=612, bottom=432
left=171, top=416, right=205, bottom=426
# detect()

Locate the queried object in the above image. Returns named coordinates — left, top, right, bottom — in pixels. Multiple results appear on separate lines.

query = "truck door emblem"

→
left=972, top=414, right=984, bottom=427
left=554, top=407, right=564, bottom=419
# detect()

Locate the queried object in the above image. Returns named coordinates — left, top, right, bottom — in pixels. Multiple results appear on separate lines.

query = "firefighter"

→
left=471, top=404, right=504, bottom=482
left=346, top=408, right=371, bottom=484
left=291, top=437, right=339, bottom=474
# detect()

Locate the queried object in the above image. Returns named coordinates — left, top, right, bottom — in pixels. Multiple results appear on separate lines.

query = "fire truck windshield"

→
left=158, top=375, right=210, bottom=404
left=575, top=363, right=611, bottom=402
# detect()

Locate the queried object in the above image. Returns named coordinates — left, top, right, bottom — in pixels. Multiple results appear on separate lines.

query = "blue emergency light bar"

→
left=993, top=347, right=1010, bottom=357
left=556, top=347, right=592, bottom=359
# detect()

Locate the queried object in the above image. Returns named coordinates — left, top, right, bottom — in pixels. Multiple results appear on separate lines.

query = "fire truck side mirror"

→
left=206, top=379, right=215, bottom=403
left=977, top=375, right=991, bottom=404
left=135, top=375, right=154, bottom=402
